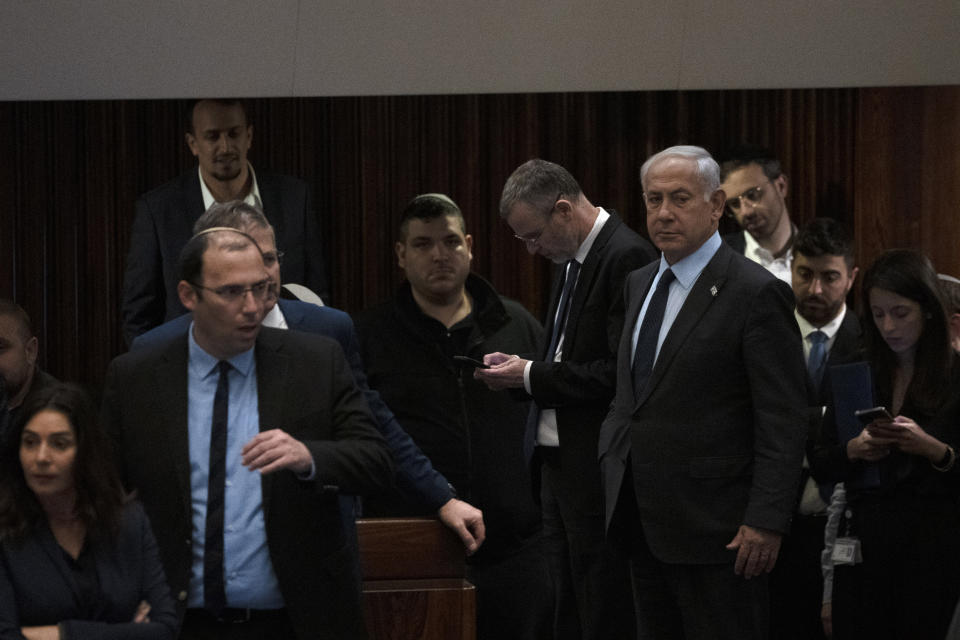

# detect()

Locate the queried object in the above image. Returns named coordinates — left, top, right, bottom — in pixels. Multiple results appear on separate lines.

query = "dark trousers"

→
left=468, top=531, right=554, bottom=640
left=834, top=493, right=960, bottom=640
left=769, top=513, right=828, bottom=640
left=539, top=450, right=635, bottom=640
left=609, top=473, right=769, bottom=640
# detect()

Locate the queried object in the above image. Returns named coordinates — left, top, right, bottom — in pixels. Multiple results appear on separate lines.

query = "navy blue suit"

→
left=132, top=298, right=452, bottom=511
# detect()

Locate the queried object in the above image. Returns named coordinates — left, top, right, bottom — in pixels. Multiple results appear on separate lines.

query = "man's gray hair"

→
left=193, top=201, right=271, bottom=235
left=640, top=146, right=721, bottom=199
left=499, top=159, right=583, bottom=219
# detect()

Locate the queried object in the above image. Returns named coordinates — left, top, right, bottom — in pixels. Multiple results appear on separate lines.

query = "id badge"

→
left=832, top=537, right=862, bottom=565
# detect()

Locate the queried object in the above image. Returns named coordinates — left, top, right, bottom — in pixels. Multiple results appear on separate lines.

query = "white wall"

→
left=1, top=0, right=958, bottom=100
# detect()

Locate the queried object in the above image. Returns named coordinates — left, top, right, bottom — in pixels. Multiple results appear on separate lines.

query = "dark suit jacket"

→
left=121, top=168, right=330, bottom=345
left=0, top=501, right=177, bottom=640
left=131, top=299, right=452, bottom=511
left=102, top=328, right=393, bottom=640
left=815, top=309, right=864, bottom=403
left=722, top=229, right=747, bottom=254
left=599, top=241, right=808, bottom=565
left=526, top=212, right=656, bottom=512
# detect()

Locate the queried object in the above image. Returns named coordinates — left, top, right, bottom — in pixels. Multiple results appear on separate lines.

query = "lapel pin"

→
left=710, top=285, right=718, bottom=297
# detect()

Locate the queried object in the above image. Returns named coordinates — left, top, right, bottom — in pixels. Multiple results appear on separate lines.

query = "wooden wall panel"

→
left=4, top=87, right=956, bottom=395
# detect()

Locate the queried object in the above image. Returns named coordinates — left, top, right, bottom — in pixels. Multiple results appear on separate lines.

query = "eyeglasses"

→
left=190, top=278, right=272, bottom=302
left=513, top=192, right=563, bottom=245
left=262, top=250, right=284, bottom=268
left=725, top=184, right=766, bottom=213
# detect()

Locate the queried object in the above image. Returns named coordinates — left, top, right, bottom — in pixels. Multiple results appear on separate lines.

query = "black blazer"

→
left=0, top=501, right=177, bottom=639
left=102, top=328, right=393, bottom=640
left=599, top=241, right=809, bottom=564
left=526, top=212, right=656, bottom=511
left=121, top=168, right=330, bottom=344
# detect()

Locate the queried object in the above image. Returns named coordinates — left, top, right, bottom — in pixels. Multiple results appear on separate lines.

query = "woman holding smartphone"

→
left=0, top=383, right=176, bottom=640
left=813, top=249, right=960, bottom=639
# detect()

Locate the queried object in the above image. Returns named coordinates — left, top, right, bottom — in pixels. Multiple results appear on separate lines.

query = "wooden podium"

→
left=358, top=518, right=476, bottom=640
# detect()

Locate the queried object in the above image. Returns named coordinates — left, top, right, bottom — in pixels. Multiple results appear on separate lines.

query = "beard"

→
left=797, top=295, right=842, bottom=326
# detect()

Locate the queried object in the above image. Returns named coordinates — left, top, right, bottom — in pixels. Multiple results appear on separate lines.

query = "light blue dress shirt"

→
left=630, top=231, right=722, bottom=366
left=186, top=325, right=284, bottom=609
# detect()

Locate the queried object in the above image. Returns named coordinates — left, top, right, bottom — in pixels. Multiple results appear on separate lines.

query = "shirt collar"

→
left=198, top=163, right=262, bottom=212
left=187, top=321, right=256, bottom=379
left=262, top=302, right=287, bottom=329
left=656, top=230, right=722, bottom=290
left=743, top=227, right=795, bottom=263
left=573, top=207, right=610, bottom=264
left=795, top=304, right=848, bottom=339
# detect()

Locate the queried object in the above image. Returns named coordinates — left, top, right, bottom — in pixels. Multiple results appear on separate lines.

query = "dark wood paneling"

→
left=6, top=87, right=957, bottom=394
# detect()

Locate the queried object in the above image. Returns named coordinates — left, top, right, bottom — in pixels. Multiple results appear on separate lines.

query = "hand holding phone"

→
left=453, top=355, right=490, bottom=369
left=855, top=406, right=893, bottom=424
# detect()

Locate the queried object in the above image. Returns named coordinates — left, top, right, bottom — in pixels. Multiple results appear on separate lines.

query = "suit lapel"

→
left=278, top=299, right=305, bottom=329
left=563, top=214, right=619, bottom=353
left=635, top=245, right=731, bottom=408
left=155, top=337, right=193, bottom=519
left=257, top=173, right=283, bottom=233
left=37, top=524, right=82, bottom=608
left=255, top=329, right=289, bottom=515
left=184, top=169, right=206, bottom=220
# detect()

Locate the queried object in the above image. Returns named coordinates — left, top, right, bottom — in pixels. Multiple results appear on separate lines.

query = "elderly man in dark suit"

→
left=104, top=227, right=392, bottom=639
left=598, top=145, right=808, bottom=639
left=477, top=159, right=656, bottom=640
left=121, top=98, right=330, bottom=345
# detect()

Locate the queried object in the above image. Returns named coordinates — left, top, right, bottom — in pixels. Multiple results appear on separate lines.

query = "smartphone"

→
left=453, top=355, right=490, bottom=369
left=855, top=406, right=894, bottom=424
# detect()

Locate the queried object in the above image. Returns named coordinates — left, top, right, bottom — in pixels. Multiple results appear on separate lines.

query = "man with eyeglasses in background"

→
left=104, top=225, right=393, bottom=639
left=477, top=159, right=656, bottom=640
left=719, top=145, right=796, bottom=285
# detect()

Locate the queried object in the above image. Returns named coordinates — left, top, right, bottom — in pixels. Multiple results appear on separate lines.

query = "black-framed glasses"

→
left=189, top=278, right=272, bottom=302
left=513, top=192, right=563, bottom=245
left=725, top=184, right=766, bottom=213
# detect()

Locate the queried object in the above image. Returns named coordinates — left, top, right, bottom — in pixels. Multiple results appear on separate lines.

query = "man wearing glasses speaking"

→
left=104, top=226, right=393, bottom=639
left=719, top=145, right=797, bottom=285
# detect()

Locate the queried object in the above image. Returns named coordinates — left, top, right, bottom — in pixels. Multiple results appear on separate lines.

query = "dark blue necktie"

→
left=204, top=360, right=230, bottom=614
left=632, top=269, right=675, bottom=400
left=545, top=260, right=581, bottom=360
left=808, top=330, right=828, bottom=387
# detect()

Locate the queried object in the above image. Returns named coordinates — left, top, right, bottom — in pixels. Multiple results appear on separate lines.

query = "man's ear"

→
left=775, top=173, right=789, bottom=199
left=708, top=189, right=726, bottom=221
left=246, top=124, right=253, bottom=149
left=845, top=266, right=860, bottom=295
left=178, top=280, right=199, bottom=311
left=949, top=313, right=960, bottom=341
left=465, top=234, right=474, bottom=261
left=395, top=241, right=407, bottom=270
left=23, top=336, right=38, bottom=368
left=185, top=132, right=199, bottom=158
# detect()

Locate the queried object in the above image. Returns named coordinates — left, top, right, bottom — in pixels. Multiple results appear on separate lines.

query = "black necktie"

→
left=545, top=260, right=581, bottom=360
left=632, top=269, right=676, bottom=400
left=204, top=360, right=230, bottom=614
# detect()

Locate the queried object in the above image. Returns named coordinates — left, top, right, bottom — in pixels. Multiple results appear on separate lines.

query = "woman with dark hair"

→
left=813, top=249, right=960, bottom=639
left=0, top=383, right=176, bottom=639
